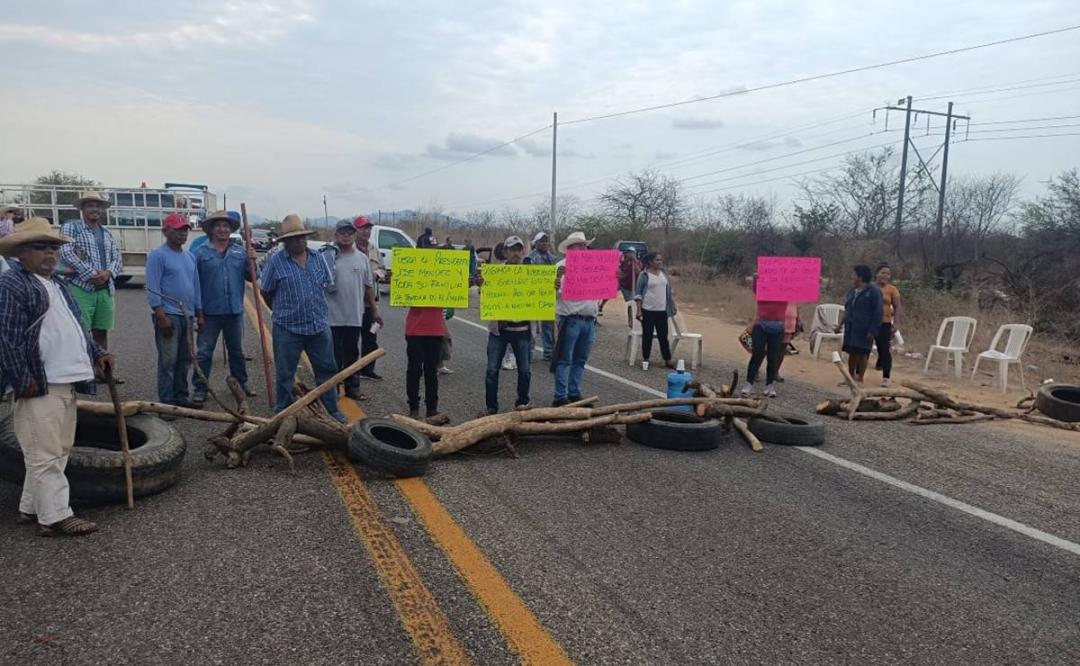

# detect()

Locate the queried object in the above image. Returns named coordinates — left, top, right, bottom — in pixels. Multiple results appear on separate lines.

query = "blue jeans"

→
left=272, top=323, right=341, bottom=418
left=746, top=320, right=785, bottom=385
left=153, top=314, right=191, bottom=404
left=485, top=331, right=532, bottom=411
left=553, top=316, right=596, bottom=402
left=539, top=321, right=554, bottom=358
left=193, top=313, right=249, bottom=396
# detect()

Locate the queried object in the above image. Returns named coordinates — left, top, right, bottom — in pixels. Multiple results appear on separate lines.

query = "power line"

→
left=965, top=122, right=1080, bottom=134
left=914, top=71, right=1080, bottom=100
left=917, top=75, right=1080, bottom=102
left=560, top=24, right=1080, bottom=126
left=969, top=113, right=1080, bottom=126
left=961, top=132, right=1080, bottom=142
left=678, top=134, right=881, bottom=182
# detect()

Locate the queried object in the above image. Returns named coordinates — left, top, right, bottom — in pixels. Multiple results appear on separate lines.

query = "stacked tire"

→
left=626, top=410, right=730, bottom=451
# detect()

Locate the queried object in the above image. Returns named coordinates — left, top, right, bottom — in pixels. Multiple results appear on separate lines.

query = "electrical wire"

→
left=917, top=76, right=1080, bottom=102
left=678, top=134, right=881, bottom=182
left=914, top=71, right=1080, bottom=100
left=961, top=132, right=1080, bottom=142
left=968, top=113, right=1080, bottom=126
left=560, top=24, right=1080, bottom=126
left=965, top=122, right=1080, bottom=134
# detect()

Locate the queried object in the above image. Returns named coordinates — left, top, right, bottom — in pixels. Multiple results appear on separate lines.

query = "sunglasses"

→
left=26, top=242, right=62, bottom=251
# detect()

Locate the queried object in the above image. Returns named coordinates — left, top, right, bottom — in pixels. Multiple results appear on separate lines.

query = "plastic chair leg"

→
left=953, top=351, right=963, bottom=379
left=998, top=361, right=1008, bottom=393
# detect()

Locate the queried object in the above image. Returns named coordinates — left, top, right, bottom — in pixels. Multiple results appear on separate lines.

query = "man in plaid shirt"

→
left=60, top=192, right=123, bottom=356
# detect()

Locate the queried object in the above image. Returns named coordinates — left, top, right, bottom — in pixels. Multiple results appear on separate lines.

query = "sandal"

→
left=16, top=511, right=36, bottom=525
left=39, top=516, right=99, bottom=537
left=244, top=387, right=258, bottom=397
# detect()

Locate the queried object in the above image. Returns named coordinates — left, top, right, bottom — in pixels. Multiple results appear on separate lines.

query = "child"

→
left=482, top=235, right=533, bottom=415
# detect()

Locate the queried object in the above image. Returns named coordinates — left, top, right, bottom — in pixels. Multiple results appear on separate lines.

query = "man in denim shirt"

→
left=192, top=210, right=258, bottom=406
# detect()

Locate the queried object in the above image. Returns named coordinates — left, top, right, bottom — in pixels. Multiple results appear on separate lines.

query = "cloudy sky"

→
left=2, top=0, right=1078, bottom=220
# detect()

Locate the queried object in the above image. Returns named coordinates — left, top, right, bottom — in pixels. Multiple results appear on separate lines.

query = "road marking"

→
left=324, top=450, right=473, bottom=665
left=244, top=292, right=473, bottom=665
left=452, top=314, right=1080, bottom=558
left=395, top=477, right=575, bottom=666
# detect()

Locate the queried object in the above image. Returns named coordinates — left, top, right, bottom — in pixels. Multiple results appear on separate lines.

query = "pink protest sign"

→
left=756, top=256, right=821, bottom=302
left=562, top=250, right=620, bottom=300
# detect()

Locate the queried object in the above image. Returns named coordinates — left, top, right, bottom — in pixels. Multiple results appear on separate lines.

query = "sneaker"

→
left=478, top=408, right=498, bottom=418
left=764, top=384, right=777, bottom=398
left=438, top=366, right=453, bottom=375
left=408, top=408, right=420, bottom=419
left=739, top=382, right=754, bottom=397
left=502, top=355, right=517, bottom=371
left=425, top=408, right=440, bottom=418
left=515, top=403, right=531, bottom=411
left=552, top=398, right=568, bottom=407
left=881, top=378, right=891, bottom=387
left=344, top=388, right=366, bottom=401
left=568, top=395, right=583, bottom=403
left=191, top=394, right=206, bottom=408
left=361, top=371, right=384, bottom=381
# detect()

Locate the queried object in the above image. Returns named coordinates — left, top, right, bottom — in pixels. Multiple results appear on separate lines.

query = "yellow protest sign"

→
left=480, top=264, right=557, bottom=321
left=390, top=248, right=471, bottom=308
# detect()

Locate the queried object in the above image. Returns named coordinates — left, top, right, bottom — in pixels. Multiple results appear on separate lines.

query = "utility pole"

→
left=935, top=101, right=954, bottom=237
left=323, top=194, right=328, bottom=228
left=877, top=97, right=969, bottom=243
left=550, top=111, right=558, bottom=244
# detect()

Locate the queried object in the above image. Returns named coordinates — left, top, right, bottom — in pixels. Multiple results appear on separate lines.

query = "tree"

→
left=790, top=203, right=837, bottom=255
left=529, top=194, right=582, bottom=237
left=30, top=170, right=101, bottom=207
left=1019, top=168, right=1080, bottom=248
left=598, top=169, right=686, bottom=238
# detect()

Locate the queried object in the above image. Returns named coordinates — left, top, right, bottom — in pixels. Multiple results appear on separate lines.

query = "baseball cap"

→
left=353, top=215, right=372, bottom=229
left=163, top=213, right=191, bottom=229
left=335, top=218, right=357, bottom=232
left=532, top=231, right=548, bottom=242
left=504, top=235, right=525, bottom=249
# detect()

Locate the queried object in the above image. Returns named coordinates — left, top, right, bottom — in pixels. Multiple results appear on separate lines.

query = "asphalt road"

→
left=2, top=286, right=1078, bottom=665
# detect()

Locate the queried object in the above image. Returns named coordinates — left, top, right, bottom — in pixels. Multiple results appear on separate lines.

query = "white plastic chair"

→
left=625, top=300, right=643, bottom=367
left=810, top=304, right=845, bottom=359
left=970, top=324, right=1033, bottom=393
left=669, top=312, right=703, bottom=370
left=924, top=316, right=978, bottom=379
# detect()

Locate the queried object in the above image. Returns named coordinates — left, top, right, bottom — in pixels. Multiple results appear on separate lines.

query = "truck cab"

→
left=371, top=224, right=415, bottom=280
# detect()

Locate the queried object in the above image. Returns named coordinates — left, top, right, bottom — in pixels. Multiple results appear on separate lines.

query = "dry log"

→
left=732, top=418, right=763, bottom=452
left=910, top=414, right=996, bottom=425
left=845, top=400, right=921, bottom=421
left=694, top=383, right=717, bottom=417
left=901, top=380, right=1080, bottom=431
left=78, top=399, right=262, bottom=424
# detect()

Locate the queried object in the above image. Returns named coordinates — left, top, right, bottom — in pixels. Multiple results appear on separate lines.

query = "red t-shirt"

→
left=405, top=307, right=446, bottom=336
left=756, top=300, right=789, bottom=322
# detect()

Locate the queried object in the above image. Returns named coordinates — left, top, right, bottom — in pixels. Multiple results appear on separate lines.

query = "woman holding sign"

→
left=634, top=252, right=677, bottom=370
left=836, top=264, right=884, bottom=385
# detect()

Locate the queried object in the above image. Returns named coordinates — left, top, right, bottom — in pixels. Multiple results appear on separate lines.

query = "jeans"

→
left=875, top=322, right=894, bottom=378
left=553, top=316, right=596, bottom=402
left=15, top=384, right=77, bottom=525
left=746, top=320, right=785, bottom=385
left=641, top=309, right=671, bottom=362
left=193, top=313, right=248, bottom=396
left=485, top=331, right=532, bottom=411
left=331, top=326, right=362, bottom=392
left=360, top=309, right=379, bottom=375
left=406, top=336, right=442, bottom=414
left=154, top=314, right=192, bottom=404
left=539, top=321, right=554, bottom=358
left=272, top=323, right=340, bottom=417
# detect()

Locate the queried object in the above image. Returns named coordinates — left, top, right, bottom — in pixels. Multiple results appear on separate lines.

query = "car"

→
left=615, top=240, right=648, bottom=261
left=370, top=225, right=415, bottom=280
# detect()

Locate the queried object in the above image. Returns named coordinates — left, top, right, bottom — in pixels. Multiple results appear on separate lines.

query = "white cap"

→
left=676, top=359, right=686, bottom=372
left=533, top=231, right=548, bottom=242
left=504, top=235, right=525, bottom=248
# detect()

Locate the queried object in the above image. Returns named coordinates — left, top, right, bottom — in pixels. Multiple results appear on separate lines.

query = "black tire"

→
left=747, top=414, right=826, bottom=446
left=1035, top=383, right=1080, bottom=423
left=0, top=411, right=186, bottom=504
left=625, top=410, right=727, bottom=451
left=348, top=418, right=432, bottom=478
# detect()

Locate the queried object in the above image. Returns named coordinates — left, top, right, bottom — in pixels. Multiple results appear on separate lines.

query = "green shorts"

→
left=68, top=284, right=115, bottom=331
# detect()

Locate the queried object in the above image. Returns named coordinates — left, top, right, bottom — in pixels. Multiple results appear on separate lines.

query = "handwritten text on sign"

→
left=562, top=249, right=620, bottom=300
left=390, top=248, right=471, bottom=308
left=480, top=264, right=557, bottom=321
left=755, top=256, right=822, bottom=302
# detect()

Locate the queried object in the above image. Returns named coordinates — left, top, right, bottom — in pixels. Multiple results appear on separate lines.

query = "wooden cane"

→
left=104, top=365, right=135, bottom=509
left=241, top=203, right=275, bottom=409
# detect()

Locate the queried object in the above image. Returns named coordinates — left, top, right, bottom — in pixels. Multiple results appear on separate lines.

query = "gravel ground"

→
left=1, top=286, right=1078, bottom=664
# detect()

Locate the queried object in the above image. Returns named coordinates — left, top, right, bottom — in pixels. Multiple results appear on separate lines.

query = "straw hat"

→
left=1, top=204, right=21, bottom=216
left=201, top=209, right=240, bottom=233
left=275, top=214, right=316, bottom=240
left=76, top=191, right=112, bottom=209
left=557, top=231, right=594, bottom=254
left=0, top=217, right=72, bottom=257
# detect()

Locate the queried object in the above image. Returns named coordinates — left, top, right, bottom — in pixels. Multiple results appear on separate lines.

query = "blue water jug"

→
left=666, top=360, right=694, bottom=413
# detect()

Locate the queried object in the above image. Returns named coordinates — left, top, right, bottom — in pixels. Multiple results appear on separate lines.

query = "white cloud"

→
left=673, top=117, right=726, bottom=130
left=424, top=133, right=519, bottom=161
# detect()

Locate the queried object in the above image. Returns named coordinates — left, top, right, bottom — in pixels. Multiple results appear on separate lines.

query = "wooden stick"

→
left=241, top=202, right=276, bottom=409
left=104, top=366, right=135, bottom=509
left=910, top=413, right=996, bottom=425
left=732, top=418, right=763, bottom=452
left=831, top=353, right=864, bottom=421
left=78, top=399, right=262, bottom=424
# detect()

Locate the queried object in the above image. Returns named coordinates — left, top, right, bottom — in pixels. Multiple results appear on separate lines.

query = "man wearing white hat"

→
left=60, top=192, right=123, bottom=355
left=0, top=218, right=114, bottom=536
left=260, top=214, right=346, bottom=423
left=551, top=231, right=598, bottom=406
left=524, top=231, right=558, bottom=360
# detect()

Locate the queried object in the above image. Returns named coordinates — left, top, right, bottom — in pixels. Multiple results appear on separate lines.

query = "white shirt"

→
left=35, top=275, right=95, bottom=384
left=555, top=259, right=600, bottom=318
left=640, top=271, right=669, bottom=312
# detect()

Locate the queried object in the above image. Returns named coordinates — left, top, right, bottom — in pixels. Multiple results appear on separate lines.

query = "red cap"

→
left=353, top=215, right=372, bottom=229
left=163, top=213, right=191, bottom=230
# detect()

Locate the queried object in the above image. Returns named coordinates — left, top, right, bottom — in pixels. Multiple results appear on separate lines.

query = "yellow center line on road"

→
left=243, top=290, right=472, bottom=665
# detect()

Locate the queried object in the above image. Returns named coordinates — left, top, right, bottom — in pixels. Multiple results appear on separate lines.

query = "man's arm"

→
left=259, top=254, right=277, bottom=309
left=0, top=280, right=35, bottom=395
left=145, top=251, right=174, bottom=337
left=58, top=223, right=97, bottom=283
left=107, top=229, right=123, bottom=278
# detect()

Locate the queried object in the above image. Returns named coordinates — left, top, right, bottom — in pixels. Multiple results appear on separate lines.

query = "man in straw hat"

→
left=146, top=213, right=201, bottom=407
left=259, top=214, right=346, bottom=423
left=60, top=192, right=123, bottom=357
left=0, top=218, right=114, bottom=536
left=551, top=231, right=599, bottom=407
left=525, top=231, right=558, bottom=360
left=191, top=210, right=258, bottom=407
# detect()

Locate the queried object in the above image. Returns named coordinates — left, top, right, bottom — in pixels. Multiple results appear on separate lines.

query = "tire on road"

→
left=1035, top=383, right=1080, bottom=423
left=0, top=411, right=187, bottom=504
left=348, top=418, right=432, bottom=477
left=625, top=410, right=727, bottom=451
left=747, top=414, right=826, bottom=446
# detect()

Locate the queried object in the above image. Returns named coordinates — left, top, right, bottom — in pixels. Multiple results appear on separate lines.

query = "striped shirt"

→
left=58, top=219, right=123, bottom=293
left=260, top=248, right=334, bottom=335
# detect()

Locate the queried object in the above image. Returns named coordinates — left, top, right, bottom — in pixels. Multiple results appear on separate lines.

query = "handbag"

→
left=738, top=325, right=753, bottom=354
